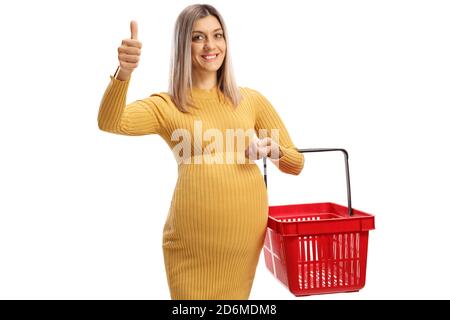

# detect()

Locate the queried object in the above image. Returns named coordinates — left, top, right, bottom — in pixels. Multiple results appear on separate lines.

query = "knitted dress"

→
left=97, top=74, right=304, bottom=299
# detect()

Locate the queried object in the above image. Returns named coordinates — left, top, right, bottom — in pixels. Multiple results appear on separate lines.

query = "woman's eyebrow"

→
left=192, top=28, right=223, bottom=33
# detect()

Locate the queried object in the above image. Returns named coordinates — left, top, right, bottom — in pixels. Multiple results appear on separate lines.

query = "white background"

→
left=0, top=0, right=449, bottom=300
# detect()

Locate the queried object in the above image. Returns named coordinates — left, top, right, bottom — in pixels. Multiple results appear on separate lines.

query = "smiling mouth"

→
left=201, top=54, right=219, bottom=61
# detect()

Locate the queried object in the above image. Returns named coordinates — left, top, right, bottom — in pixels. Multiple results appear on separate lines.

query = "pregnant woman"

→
left=97, top=4, right=304, bottom=299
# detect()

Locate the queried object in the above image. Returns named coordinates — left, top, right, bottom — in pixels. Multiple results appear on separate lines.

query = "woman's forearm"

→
left=97, top=69, right=130, bottom=133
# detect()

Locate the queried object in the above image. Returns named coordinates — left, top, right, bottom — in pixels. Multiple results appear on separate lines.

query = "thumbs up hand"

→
left=117, top=20, right=142, bottom=75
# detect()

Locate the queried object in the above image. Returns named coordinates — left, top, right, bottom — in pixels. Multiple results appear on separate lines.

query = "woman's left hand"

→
left=245, top=137, right=283, bottom=160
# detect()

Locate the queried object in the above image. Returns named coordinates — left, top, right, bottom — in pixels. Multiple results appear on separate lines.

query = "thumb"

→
left=130, top=20, right=138, bottom=40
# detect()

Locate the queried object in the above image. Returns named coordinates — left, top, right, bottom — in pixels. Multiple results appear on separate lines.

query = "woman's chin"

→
left=193, top=60, right=223, bottom=72
left=195, top=66, right=221, bottom=73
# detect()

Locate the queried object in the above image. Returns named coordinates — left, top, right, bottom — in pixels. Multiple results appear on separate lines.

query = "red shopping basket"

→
left=263, top=148, right=375, bottom=296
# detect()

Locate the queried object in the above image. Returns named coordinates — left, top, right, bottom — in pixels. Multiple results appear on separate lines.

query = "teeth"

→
left=203, top=55, right=217, bottom=60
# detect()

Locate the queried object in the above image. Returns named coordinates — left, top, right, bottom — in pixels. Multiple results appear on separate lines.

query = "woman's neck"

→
left=192, top=70, right=217, bottom=90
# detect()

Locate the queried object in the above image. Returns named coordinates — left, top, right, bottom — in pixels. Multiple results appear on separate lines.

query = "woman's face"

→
left=191, top=15, right=226, bottom=73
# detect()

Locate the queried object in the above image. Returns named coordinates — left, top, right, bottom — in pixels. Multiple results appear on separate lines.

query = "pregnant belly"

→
left=163, top=163, right=268, bottom=249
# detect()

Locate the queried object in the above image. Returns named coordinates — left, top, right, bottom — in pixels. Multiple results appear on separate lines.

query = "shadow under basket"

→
left=263, top=202, right=375, bottom=296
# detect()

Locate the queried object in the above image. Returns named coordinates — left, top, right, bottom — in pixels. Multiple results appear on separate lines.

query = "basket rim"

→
left=268, top=201, right=375, bottom=218
left=267, top=202, right=375, bottom=234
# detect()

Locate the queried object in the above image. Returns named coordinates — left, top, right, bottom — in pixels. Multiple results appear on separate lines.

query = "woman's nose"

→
left=204, top=38, right=216, bottom=50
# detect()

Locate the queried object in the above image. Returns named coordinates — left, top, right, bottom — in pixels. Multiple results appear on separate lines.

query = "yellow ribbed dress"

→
left=97, top=74, right=304, bottom=299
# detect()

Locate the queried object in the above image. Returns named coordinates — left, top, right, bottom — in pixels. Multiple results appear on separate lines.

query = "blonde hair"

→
left=168, top=4, right=242, bottom=113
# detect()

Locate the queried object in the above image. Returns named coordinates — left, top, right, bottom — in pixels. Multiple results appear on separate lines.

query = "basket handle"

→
left=263, top=148, right=353, bottom=216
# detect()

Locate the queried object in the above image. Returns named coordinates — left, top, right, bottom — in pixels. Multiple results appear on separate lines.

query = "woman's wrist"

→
left=113, top=66, right=132, bottom=81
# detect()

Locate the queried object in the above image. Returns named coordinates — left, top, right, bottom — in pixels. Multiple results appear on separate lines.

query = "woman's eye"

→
left=192, top=34, right=223, bottom=41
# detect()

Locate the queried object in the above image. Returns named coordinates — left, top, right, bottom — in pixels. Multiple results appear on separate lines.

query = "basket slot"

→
left=276, top=212, right=341, bottom=223
left=296, top=232, right=363, bottom=291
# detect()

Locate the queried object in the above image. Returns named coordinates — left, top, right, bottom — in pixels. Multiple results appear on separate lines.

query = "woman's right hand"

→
left=117, top=20, right=142, bottom=76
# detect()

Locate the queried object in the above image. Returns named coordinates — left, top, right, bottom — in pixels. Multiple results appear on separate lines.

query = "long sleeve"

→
left=97, top=75, right=166, bottom=136
left=251, top=88, right=305, bottom=175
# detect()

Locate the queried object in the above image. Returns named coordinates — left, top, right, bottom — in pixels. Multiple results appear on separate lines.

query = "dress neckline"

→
left=191, top=85, right=222, bottom=100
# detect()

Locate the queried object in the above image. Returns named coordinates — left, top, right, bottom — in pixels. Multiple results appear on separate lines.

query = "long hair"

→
left=168, top=4, right=242, bottom=113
